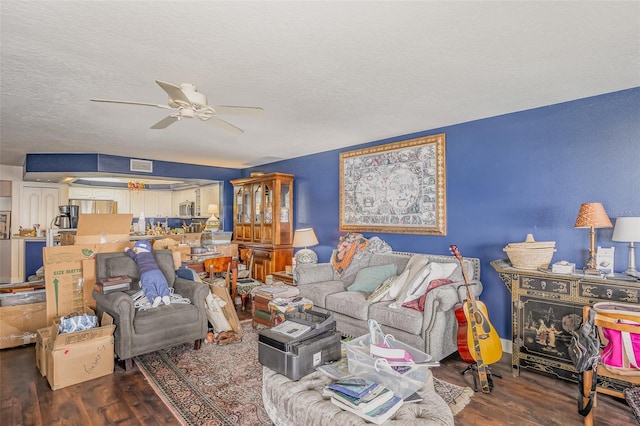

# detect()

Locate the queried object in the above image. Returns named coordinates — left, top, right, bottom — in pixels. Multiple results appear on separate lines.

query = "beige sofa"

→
left=294, top=251, right=482, bottom=361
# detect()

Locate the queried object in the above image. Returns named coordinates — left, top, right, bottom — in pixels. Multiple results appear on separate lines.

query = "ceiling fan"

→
left=91, top=80, right=263, bottom=135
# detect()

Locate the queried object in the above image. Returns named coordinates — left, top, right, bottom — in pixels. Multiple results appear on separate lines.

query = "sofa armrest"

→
left=294, top=263, right=336, bottom=285
left=421, top=279, right=483, bottom=318
left=93, top=290, right=135, bottom=327
left=453, top=279, right=483, bottom=306
left=173, top=277, right=209, bottom=308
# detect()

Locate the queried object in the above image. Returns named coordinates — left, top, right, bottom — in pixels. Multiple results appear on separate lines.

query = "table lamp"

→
left=612, top=216, right=640, bottom=277
left=574, top=202, right=612, bottom=275
left=205, top=204, right=220, bottom=230
left=293, top=228, right=319, bottom=264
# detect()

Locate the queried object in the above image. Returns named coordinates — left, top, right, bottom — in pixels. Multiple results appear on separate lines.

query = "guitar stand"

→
left=460, top=363, right=501, bottom=393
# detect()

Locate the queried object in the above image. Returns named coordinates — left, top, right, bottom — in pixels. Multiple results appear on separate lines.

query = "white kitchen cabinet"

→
left=67, top=186, right=92, bottom=199
left=145, top=191, right=172, bottom=217
left=68, top=186, right=115, bottom=200
left=19, top=184, right=60, bottom=230
left=129, top=190, right=172, bottom=218
left=157, top=191, right=172, bottom=217
left=113, top=189, right=130, bottom=214
left=130, top=191, right=144, bottom=217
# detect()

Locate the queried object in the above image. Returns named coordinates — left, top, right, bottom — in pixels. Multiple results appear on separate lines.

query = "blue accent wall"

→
left=22, top=88, right=640, bottom=339
left=247, top=87, right=640, bottom=339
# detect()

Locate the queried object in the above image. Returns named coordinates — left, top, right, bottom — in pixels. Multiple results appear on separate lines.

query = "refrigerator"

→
left=69, top=199, right=117, bottom=214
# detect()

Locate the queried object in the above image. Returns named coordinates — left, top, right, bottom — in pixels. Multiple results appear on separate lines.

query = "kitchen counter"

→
left=12, top=235, right=55, bottom=242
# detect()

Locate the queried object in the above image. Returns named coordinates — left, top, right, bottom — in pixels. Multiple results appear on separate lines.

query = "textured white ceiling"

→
left=1, top=1, right=639, bottom=173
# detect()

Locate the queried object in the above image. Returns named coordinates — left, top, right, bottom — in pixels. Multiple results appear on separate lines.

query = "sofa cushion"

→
left=448, top=259, right=474, bottom=283
left=369, top=302, right=424, bottom=335
left=133, top=303, right=199, bottom=335
left=108, top=256, right=140, bottom=281
left=396, top=262, right=458, bottom=306
left=368, top=253, right=410, bottom=274
left=384, top=269, right=411, bottom=301
left=325, top=291, right=371, bottom=321
left=298, top=280, right=347, bottom=309
left=339, top=252, right=373, bottom=284
left=402, top=278, right=454, bottom=311
left=347, top=264, right=397, bottom=293
left=366, top=275, right=396, bottom=302
left=388, top=257, right=432, bottom=308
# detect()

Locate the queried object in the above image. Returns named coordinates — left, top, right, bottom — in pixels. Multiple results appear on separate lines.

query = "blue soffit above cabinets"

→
left=23, top=153, right=242, bottom=186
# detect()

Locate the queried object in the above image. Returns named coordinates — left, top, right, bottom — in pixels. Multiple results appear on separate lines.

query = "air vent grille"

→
left=130, top=159, right=153, bottom=173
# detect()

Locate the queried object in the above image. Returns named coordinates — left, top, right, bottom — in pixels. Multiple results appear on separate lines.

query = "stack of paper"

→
left=325, top=379, right=403, bottom=424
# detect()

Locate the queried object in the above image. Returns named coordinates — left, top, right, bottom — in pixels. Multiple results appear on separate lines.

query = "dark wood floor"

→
left=1, top=303, right=636, bottom=425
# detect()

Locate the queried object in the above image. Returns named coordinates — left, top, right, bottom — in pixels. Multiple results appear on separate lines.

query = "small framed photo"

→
left=596, top=246, right=615, bottom=276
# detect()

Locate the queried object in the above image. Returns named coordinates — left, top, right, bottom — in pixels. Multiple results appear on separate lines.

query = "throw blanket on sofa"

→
left=332, top=233, right=369, bottom=275
left=332, top=234, right=393, bottom=276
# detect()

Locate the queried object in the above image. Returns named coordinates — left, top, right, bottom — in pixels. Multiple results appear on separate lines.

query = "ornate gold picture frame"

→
left=339, top=133, right=446, bottom=235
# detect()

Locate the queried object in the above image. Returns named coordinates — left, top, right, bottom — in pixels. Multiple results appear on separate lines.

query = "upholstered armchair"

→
left=93, top=249, right=210, bottom=370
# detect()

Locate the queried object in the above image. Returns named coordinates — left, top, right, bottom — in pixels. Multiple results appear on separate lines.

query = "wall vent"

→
left=130, top=159, right=153, bottom=173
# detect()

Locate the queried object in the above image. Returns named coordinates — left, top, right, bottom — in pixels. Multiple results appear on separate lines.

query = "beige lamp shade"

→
left=293, top=228, right=319, bottom=248
left=207, top=204, right=219, bottom=215
left=612, top=217, right=640, bottom=276
left=293, top=228, right=319, bottom=264
left=574, top=202, right=612, bottom=273
left=574, top=203, right=613, bottom=228
left=612, top=217, right=640, bottom=242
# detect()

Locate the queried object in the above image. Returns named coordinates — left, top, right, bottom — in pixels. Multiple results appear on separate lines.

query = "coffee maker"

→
left=54, top=205, right=79, bottom=229
left=68, top=204, right=79, bottom=228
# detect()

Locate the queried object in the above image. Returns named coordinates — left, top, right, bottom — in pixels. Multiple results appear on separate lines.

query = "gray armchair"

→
left=93, top=249, right=209, bottom=370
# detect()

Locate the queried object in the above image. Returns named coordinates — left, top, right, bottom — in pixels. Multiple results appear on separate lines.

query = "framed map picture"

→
left=339, top=133, right=446, bottom=235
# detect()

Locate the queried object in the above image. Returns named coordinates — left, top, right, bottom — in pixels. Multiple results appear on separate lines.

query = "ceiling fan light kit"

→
left=91, top=80, right=263, bottom=134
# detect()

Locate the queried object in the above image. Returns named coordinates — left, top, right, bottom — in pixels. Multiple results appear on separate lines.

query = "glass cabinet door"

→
left=280, top=183, right=290, bottom=223
left=254, top=184, right=262, bottom=224
left=234, top=187, right=243, bottom=223
left=264, top=184, right=273, bottom=224
left=243, top=186, right=251, bottom=223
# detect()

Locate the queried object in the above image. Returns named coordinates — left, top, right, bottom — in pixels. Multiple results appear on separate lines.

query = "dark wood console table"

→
left=491, top=258, right=640, bottom=393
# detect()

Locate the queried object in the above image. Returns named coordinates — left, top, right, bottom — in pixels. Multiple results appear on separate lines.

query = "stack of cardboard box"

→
left=35, top=214, right=131, bottom=389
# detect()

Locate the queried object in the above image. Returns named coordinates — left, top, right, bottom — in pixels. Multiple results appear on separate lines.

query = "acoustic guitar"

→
left=450, top=245, right=502, bottom=393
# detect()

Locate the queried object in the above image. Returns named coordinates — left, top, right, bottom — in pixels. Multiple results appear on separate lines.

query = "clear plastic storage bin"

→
left=345, top=334, right=436, bottom=399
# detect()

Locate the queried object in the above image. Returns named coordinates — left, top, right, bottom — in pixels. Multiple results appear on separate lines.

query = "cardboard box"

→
left=44, top=242, right=131, bottom=324
left=74, top=213, right=133, bottom=245
left=46, top=317, right=116, bottom=390
left=0, top=302, right=47, bottom=349
left=215, top=243, right=238, bottom=258
left=173, top=243, right=238, bottom=264
left=209, top=284, right=242, bottom=337
left=58, top=231, right=77, bottom=246
left=36, top=327, right=51, bottom=376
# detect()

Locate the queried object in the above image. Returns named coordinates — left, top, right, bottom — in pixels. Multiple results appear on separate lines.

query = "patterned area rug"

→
left=136, top=323, right=473, bottom=425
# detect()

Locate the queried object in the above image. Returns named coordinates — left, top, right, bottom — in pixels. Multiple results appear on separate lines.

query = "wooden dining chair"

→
left=204, top=256, right=238, bottom=303
left=236, top=248, right=264, bottom=310
left=582, top=305, right=640, bottom=426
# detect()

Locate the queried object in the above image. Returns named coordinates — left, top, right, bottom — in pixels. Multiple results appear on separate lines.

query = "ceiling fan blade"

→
left=150, top=115, right=179, bottom=129
left=207, top=116, right=244, bottom=135
left=212, top=105, right=264, bottom=115
left=90, top=99, right=172, bottom=109
left=155, top=80, right=191, bottom=105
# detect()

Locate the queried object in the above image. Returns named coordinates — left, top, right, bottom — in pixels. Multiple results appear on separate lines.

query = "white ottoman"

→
left=262, top=366, right=454, bottom=425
